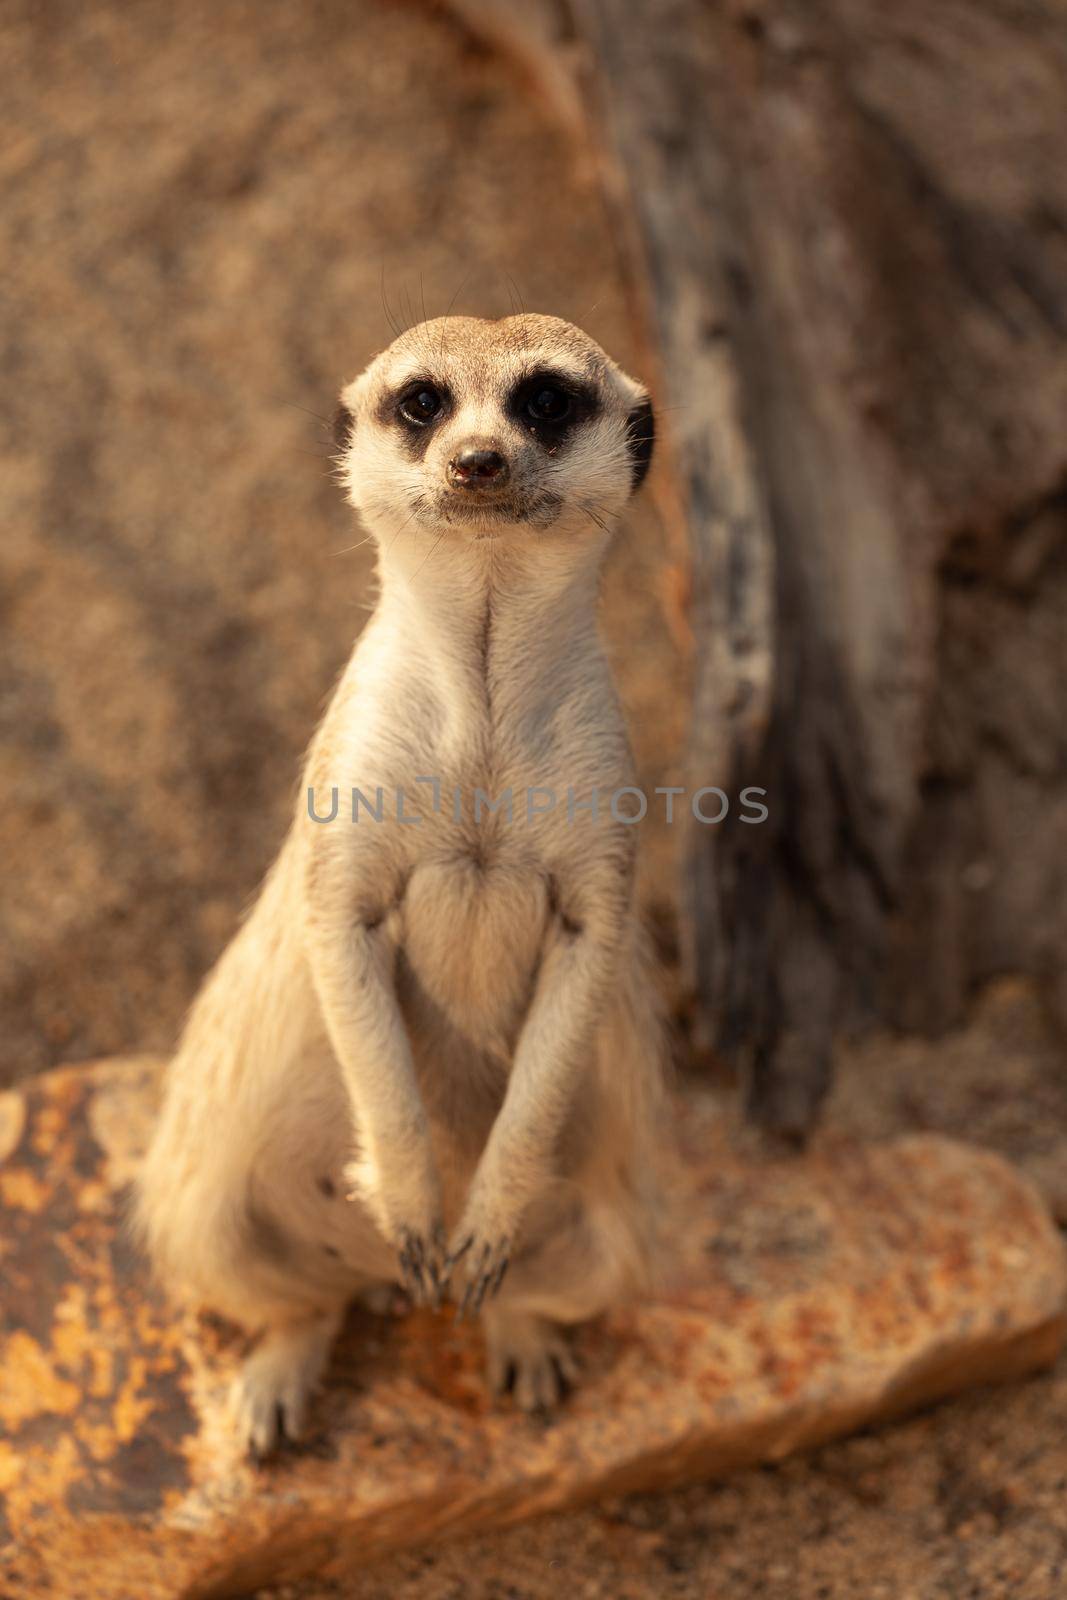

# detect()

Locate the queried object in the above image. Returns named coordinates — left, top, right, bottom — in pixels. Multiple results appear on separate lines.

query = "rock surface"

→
left=0, top=1058, right=1063, bottom=1600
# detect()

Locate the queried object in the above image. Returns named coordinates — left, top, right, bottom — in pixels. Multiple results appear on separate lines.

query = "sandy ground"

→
left=3, top=1, right=1066, bottom=1595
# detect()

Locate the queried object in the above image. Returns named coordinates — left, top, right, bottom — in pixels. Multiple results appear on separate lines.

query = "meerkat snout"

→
left=447, top=446, right=510, bottom=490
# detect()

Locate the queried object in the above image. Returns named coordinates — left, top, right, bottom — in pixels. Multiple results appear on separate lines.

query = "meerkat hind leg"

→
left=483, top=1305, right=580, bottom=1411
left=232, top=1306, right=344, bottom=1458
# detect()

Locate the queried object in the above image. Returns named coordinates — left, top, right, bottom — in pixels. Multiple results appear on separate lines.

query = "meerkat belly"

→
left=397, top=851, right=549, bottom=1066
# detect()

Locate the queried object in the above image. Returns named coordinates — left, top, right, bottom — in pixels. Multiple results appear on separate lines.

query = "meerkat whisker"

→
left=331, top=535, right=376, bottom=558
left=274, top=397, right=334, bottom=428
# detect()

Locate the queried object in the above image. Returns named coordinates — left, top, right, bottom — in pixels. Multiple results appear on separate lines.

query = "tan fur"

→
left=135, top=314, right=665, bottom=1454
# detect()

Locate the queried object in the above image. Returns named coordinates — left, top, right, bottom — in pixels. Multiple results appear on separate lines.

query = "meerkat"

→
left=135, top=313, right=664, bottom=1456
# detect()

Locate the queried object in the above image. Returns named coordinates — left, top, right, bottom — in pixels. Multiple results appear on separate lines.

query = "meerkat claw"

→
left=454, top=1238, right=510, bottom=1322
left=446, top=1233, right=473, bottom=1271
left=396, top=1224, right=450, bottom=1307
left=396, top=1229, right=427, bottom=1302
left=490, top=1254, right=510, bottom=1296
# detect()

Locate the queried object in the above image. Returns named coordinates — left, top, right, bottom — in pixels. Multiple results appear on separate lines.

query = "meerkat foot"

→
left=483, top=1308, right=579, bottom=1411
left=232, top=1308, right=342, bottom=1458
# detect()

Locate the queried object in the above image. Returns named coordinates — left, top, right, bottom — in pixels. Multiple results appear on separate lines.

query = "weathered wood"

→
left=457, top=0, right=1067, bottom=1133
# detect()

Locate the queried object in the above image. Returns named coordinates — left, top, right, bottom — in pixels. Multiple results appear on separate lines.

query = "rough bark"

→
left=451, top=0, right=1067, bottom=1132
left=446, top=0, right=1067, bottom=1133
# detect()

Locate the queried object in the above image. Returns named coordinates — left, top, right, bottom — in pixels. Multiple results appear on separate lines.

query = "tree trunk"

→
left=449, top=0, right=1067, bottom=1135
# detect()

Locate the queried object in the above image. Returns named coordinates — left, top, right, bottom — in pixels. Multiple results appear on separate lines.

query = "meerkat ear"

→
left=626, top=394, right=655, bottom=491
left=332, top=401, right=355, bottom=450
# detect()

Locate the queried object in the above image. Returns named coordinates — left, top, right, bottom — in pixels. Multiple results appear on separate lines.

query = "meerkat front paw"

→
left=343, top=1154, right=447, bottom=1307
left=394, top=1220, right=449, bottom=1307
left=448, top=1230, right=512, bottom=1320
left=448, top=1174, right=521, bottom=1319
left=231, top=1310, right=342, bottom=1459
left=483, top=1308, right=579, bottom=1411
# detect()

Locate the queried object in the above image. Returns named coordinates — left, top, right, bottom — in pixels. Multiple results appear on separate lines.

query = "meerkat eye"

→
left=397, top=384, right=445, bottom=427
left=526, top=385, right=571, bottom=423
left=509, top=373, right=592, bottom=448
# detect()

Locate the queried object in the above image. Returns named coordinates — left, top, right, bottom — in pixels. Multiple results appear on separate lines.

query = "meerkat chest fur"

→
left=314, top=537, right=633, bottom=1072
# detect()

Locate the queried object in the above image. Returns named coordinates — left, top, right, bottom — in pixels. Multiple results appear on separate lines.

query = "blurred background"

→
left=4, top=1, right=1067, bottom=1596
left=1, top=0, right=685, bottom=1082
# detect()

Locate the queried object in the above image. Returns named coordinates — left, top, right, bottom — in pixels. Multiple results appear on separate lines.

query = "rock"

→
left=830, top=980, right=1067, bottom=1226
left=1, top=1058, right=1063, bottom=1600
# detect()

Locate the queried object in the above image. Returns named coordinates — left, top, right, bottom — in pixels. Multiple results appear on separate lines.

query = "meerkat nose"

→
left=448, top=448, right=510, bottom=489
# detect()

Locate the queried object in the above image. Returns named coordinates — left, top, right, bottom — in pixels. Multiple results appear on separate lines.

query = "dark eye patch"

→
left=381, top=377, right=452, bottom=459
left=507, top=369, right=598, bottom=453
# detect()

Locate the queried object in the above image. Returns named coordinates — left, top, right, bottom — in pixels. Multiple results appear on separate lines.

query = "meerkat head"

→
left=332, top=315, right=654, bottom=546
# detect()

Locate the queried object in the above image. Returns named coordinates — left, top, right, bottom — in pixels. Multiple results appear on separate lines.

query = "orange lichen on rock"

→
left=0, top=1059, right=1064, bottom=1600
